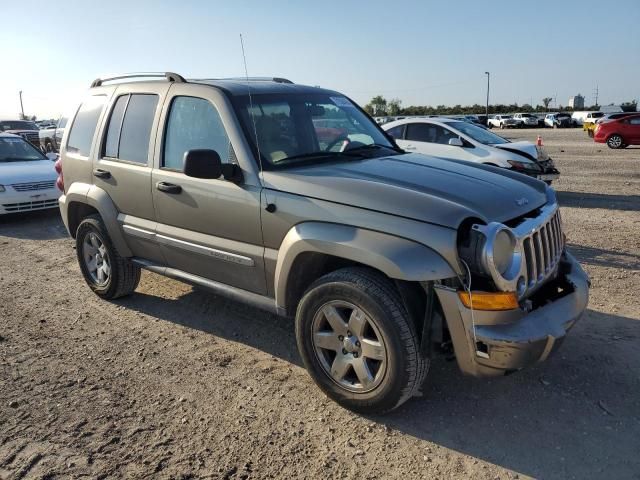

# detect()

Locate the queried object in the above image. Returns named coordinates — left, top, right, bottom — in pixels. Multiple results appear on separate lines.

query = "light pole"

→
left=484, top=72, right=490, bottom=125
left=19, top=91, right=25, bottom=119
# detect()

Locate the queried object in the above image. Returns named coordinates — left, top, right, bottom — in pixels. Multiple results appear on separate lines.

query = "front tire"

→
left=607, top=134, right=624, bottom=149
left=295, top=267, right=428, bottom=414
left=76, top=214, right=141, bottom=299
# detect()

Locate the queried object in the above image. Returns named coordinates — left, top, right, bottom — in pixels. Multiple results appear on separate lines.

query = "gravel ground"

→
left=1, top=128, right=639, bottom=479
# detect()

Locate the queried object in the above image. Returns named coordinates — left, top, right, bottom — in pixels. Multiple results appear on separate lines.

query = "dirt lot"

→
left=1, top=128, right=639, bottom=479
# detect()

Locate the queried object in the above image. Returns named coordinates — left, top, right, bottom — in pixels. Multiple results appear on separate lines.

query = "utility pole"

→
left=593, top=85, right=599, bottom=108
left=484, top=72, right=490, bottom=125
left=19, top=91, right=25, bottom=119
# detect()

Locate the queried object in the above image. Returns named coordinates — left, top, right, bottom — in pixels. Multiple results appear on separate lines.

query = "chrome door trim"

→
left=155, top=234, right=255, bottom=267
left=122, top=224, right=155, bottom=240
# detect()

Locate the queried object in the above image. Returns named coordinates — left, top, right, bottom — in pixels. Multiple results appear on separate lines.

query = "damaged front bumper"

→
left=435, top=251, right=589, bottom=376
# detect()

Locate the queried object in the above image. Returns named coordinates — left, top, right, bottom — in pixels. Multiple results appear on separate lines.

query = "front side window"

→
left=0, top=136, right=47, bottom=162
left=448, top=121, right=509, bottom=145
left=386, top=124, right=404, bottom=139
left=233, top=93, right=396, bottom=168
left=629, top=117, right=640, bottom=125
left=405, top=123, right=456, bottom=145
left=163, top=96, right=231, bottom=171
left=67, top=95, right=107, bottom=156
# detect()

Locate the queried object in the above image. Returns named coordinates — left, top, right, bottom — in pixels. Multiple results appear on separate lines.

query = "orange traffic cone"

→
left=536, top=135, right=543, bottom=146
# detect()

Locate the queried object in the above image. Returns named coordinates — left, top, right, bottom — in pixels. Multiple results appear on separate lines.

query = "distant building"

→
left=569, top=94, right=585, bottom=109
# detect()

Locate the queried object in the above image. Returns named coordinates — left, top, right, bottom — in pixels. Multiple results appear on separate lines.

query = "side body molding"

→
left=274, top=222, right=456, bottom=310
left=59, top=182, right=133, bottom=257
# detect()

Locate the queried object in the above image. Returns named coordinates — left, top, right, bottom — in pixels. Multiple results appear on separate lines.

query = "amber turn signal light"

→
left=458, top=291, right=519, bottom=311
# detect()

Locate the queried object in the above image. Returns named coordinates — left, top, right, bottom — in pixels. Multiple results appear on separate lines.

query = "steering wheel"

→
left=325, top=134, right=351, bottom=152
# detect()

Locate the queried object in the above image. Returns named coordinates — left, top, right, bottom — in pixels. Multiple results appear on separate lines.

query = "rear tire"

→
left=76, top=214, right=141, bottom=299
left=295, top=267, right=428, bottom=414
left=606, top=134, right=624, bottom=149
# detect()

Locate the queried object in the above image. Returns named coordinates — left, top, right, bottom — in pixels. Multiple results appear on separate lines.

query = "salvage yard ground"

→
left=1, top=128, right=639, bottom=479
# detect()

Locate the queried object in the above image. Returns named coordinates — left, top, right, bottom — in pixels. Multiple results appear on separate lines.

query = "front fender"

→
left=274, top=222, right=456, bottom=310
left=60, top=182, right=132, bottom=257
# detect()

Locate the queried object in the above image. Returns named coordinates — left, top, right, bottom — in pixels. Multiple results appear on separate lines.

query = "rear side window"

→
left=67, top=95, right=106, bottom=156
left=629, top=117, right=640, bottom=125
left=163, top=96, right=231, bottom=170
left=103, top=94, right=158, bottom=164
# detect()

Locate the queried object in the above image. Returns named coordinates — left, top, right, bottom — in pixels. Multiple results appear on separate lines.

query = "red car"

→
left=594, top=113, right=640, bottom=149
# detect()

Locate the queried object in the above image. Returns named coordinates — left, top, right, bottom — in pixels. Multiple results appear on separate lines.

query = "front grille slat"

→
left=11, top=181, right=56, bottom=192
left=519, top=208, right=565, bottom=297
left=2, top=199, right=58, bottom=212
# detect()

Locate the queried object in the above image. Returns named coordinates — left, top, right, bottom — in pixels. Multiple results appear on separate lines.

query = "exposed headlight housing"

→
left=458, top=222, right=525, bottom=296
left=508, top=160, right=542, bottom=172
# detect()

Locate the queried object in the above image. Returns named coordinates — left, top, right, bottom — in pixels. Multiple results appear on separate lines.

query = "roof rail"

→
left=90, top=72, right=186, bottom=88
left=191, top=77, right=294, bottom=84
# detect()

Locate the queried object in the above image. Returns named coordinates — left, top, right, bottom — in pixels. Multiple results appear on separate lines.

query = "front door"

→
left=397, top=122, right=477, bottom=163
left=151, top=85, right=266, bottom=295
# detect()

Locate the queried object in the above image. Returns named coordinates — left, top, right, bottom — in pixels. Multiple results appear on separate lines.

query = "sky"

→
left=1, top=0, right=639, bottom=119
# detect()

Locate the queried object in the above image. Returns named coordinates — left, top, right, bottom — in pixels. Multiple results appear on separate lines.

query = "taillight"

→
left=54, top=158, right=64, bottom=191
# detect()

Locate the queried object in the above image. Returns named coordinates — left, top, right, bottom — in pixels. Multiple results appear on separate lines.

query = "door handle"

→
left=156, top=182, right=182, bottom=194
left=404, top=145, right=416, bottom=150
left=93, top=168, right=111, bottom=179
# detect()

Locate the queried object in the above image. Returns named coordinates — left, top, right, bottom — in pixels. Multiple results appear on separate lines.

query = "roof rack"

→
left=90, top=72, right=186, bottom=88
left=191, top=77, right=294, bottom=84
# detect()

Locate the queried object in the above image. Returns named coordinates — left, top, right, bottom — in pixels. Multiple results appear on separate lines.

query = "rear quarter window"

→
left=66, top=95, right=107, bottom=157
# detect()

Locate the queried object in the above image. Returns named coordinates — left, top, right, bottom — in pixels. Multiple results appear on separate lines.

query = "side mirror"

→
left=448, top=137, right=464, bottom=147
left=46, top=152, right=59, bottom=161
left=183, top=149, right=222, bottom=179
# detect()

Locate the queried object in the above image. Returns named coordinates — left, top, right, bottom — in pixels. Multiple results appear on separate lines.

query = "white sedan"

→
left=0, top=133, right=61, bottom=214
left=382, top=117, right=560, bottom=183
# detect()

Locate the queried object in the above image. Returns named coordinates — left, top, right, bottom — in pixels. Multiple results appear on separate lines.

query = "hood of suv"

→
left=263, top=153, right=549, bottom=229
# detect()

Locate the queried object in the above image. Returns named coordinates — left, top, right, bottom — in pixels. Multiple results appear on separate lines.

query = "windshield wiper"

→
left=344, top=143, right=403, bottom=154
left=276, top=151, right=367, bottom=165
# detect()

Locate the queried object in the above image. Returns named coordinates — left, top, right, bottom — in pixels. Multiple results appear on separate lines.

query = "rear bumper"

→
left=435, top=251, right=589, bottom=376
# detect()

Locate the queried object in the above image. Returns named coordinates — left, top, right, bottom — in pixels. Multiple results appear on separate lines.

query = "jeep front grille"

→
left=517, top=208, right=564, bottom=293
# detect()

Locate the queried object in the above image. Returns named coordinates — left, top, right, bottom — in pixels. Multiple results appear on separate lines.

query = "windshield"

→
left=0, top=121, right=38, bottom=131
left=233, top=93, right=397, bottom=168
left=557, top=113, right=571, bottom=118
left=520, top=113, right=533, bottom=118
left=0, top=136, right=47, bottom=162
left=448, top=121, right=509, bottom=145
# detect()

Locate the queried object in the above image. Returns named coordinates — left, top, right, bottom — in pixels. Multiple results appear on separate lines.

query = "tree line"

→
left=362, top=96, right=638, bottom=116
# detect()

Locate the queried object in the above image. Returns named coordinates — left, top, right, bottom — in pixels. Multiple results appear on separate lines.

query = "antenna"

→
left=240, top=34, right=263, bottom=186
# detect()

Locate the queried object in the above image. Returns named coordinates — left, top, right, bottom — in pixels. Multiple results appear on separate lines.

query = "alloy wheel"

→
left=82, top=232, right=111, bottom=286
left=311, top=301, right=387, bottom=393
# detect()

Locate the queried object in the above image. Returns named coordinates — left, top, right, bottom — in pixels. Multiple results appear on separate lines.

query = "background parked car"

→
left=0, top=119, right=41, bottom=149
left=544, top=113, right=573, bottom=128
left=38, top=117, right=67, bottom=153
left=0, top=133, right=60, bottom=214
left=487, top=114, right=518, bottom=129
left=594, top=113, right=640, bottom=149
left=383, top=117, right=559, bottom=182
left=513, top=113, right=539, bottom=127
left=572, top=111, right=604, bottom=126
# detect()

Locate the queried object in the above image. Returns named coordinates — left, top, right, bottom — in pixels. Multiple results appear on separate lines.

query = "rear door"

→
left=151, top=83, right=266, bottom=294
left=626, top=116, right=640, bottom=143
left=92, top=83, right=169, bottom=263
